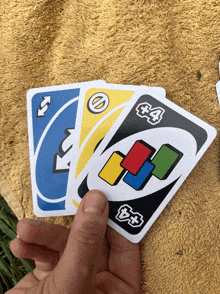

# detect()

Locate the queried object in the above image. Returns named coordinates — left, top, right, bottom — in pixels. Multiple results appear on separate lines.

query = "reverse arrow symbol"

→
left=37, top=96, right=51, bottom=117
left=53, top=128, right=75, bottom=173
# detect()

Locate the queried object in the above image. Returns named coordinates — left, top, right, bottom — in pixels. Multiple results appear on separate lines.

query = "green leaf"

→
left=0, top=234, right=10, bottom=247
left=0, top=219, right=17, bottom=240
left=20, top=258, right=35, bottom=273
left=0, top=196, right=12, bottom=212
left=0, top=271, right=12, bottom=292
left=0, top=258, right=13, bottom=277
left=0, top=259, right=18, bottom=287
left=0, top=194, right=24, bottom=291
left=0, top=278, right=4, bottom=293
left=1, top=207, right=18, bottom=232
left=2, top=243, right=24, bottom=281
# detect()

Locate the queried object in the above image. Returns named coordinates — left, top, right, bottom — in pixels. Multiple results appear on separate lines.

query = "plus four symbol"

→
left=140, top=105, right=149, bottom=115
left=115, top=204, right=144, bottom=228
left=120, top=208, right=130, bottom=219
left=121, top=208, right=128, bottom=214
left=130, top=215, right=139, bottom=225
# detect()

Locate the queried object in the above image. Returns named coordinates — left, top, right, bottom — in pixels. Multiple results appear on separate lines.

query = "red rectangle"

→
left=121, top=141, right=152, bottom=175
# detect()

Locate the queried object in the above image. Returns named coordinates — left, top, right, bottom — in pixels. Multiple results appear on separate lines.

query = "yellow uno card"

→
left=66, top=82, right=166, bottom=211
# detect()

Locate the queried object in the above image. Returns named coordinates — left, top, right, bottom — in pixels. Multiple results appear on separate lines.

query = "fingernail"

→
left=17, top=233, right=19, bottom=239
left=84, top=191, right=107, bottom=215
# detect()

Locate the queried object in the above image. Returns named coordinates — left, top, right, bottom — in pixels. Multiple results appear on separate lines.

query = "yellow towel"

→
left=0, top=1, right=220, bottom=292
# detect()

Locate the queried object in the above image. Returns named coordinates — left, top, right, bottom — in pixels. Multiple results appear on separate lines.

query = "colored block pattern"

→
left=99, top=152, right=125, bottom=185
left=121, top=140, right=155, bottom=175
left=151, top=144, right=183, bottom=180
left=123, top=161, right=155, bottom=190
left=99, top=140, right=183, bottom=191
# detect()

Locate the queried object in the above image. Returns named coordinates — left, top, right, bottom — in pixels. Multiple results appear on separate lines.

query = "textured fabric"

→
left=0, top=1, right=220, bottom=293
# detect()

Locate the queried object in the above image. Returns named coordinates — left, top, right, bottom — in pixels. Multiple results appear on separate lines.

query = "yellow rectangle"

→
left=99, top=152, right=125, bottom=185
left=75, top=88, right=134, bottom=179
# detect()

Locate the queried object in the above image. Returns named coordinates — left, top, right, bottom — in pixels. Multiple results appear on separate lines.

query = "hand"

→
left=8, top=190, right=141, bottom=293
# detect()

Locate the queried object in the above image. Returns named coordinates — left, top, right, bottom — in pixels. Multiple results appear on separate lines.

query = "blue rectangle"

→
left=29, top=88, right=80, bottom=213
left=123, top=161, right=154, bottom=190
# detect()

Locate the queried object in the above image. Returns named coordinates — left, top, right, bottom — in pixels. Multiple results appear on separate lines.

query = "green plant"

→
left=0, top=195, right=35, bottom=293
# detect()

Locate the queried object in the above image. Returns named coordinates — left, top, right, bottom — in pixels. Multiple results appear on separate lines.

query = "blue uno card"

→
left=27, top=81, right=105, bottom=217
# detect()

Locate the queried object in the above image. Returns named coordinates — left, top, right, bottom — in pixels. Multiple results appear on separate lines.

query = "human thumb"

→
left=53, top=190, right=109, bottom=294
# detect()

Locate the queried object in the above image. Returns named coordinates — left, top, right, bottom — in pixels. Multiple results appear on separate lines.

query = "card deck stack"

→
left=27, top=80, right=217, bottom=243
left=216, top=62, right=220, bottom=105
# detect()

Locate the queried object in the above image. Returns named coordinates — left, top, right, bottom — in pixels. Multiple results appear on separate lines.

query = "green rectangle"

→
left=151, top=145, right=179, bottom=179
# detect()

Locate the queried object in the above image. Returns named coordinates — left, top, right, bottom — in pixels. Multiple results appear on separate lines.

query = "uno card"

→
left=65, top=84, right=166, bottom=210
left=67, top=89, right=217, bottom=243
left=216, top=63, right=220, bottom=105
left=27, top=80, right=106, bottom=217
